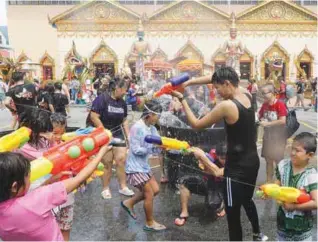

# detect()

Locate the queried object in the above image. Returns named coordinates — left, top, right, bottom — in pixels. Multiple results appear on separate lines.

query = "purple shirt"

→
left=91, top=93, right=127, bottom=137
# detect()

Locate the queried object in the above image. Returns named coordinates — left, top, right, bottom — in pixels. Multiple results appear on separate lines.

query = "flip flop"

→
left=174, top=216, right=188, bottom=226
left=120, top=201, right=137, bottom=220
left=143, top=223, right=166, bottom=232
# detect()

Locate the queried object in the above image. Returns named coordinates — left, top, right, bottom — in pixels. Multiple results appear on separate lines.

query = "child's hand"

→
left=283, top=203, right=297, bottom=211
left=190, top=147, right=205, bottom=159
left=47, top=171, right=73, bottom=184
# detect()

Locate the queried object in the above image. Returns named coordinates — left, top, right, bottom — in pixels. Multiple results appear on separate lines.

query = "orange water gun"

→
left=0, top=127, right=32, bottom=152
left=256, top=183, right=311, bottom=204
left=30, top=127, right=112, bottom=182
left=153, top=73, right=190, bottom=98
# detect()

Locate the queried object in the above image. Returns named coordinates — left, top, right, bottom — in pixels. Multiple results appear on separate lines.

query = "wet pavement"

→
left=70, top=157, right=317, bottom=241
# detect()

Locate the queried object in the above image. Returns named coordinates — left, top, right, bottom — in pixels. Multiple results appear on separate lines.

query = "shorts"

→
left=262, top=126, right=287, bottom=161
left=178, top=175, right=224, bottom=210
left=127, top=172, right=152, bottom=190
left=54, top=205, right=74, bottom=231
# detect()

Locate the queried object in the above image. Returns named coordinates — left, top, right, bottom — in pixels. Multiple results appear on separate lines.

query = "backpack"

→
left=285, top=105, right=300, bottom=138
left=286, top=85, right=295, bottom=99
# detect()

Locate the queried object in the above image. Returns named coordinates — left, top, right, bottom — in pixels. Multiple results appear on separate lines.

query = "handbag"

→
left=285, top=105, right=300, bottom=138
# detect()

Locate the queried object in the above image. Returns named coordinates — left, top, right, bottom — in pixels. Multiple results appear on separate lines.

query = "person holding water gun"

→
left=0, top=146, right=111, bottom=241
left=270, top=132, right=317, bottom=241
left=15, top=111, right=76, bottom=241
left=121, top=100, right=166, bottom=232
left=174, top=143, right=227, bottom=226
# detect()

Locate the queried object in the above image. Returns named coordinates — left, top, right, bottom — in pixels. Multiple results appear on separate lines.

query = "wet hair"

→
left=211, top=67, right=239, bottom=87
left=216, top=142, right=227, bottom=157
left=294, top=132, right=317, bottom=154
left=54, top=81, right=63, bottom=91
left=11, top=72, right=25, bottom=83
left=50, top=113, right=66, bottom=126
left=21, top=109, right=53, bottom=148
left=0, top=152, right=30, bottom=202
left=141, top=100, right=163, bottom=119
left=261, top=83, right=275, bottom=93
left=45, top=82, right=55, bottom=94
left=108, top=77, right=128, bottom=93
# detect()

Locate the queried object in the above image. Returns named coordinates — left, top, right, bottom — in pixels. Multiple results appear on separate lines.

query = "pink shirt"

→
left=0, top=182, right=67, bottom=241
left=16, top=138, right=53, bottom=160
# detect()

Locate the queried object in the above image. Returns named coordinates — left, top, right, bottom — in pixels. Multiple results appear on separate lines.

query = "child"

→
left=121, top=100, right=166, bottom=231
left=48, top=114, right=74, bottom=241
left=259, top=83, right=288, bottom=182
left=53, top=82, right=69, bottom=117
left=0, top=146, right=111, bottom=240
left=275, top=132, right=317, bottom=241
left=17, top=111, right=74, bottom=241
left=174, top=143, right=227, bottom=227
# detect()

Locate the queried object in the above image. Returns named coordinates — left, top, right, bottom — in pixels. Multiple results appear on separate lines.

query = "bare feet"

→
left=217, top=209, right=226, bottom=217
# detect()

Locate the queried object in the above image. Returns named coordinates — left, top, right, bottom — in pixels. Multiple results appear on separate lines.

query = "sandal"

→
left=174, top=216, right=188, bottom=226
left=120, top=201, right=137, bottom=220
left=101, top=189, right=112, bottom=199
left=160, top=177, right=169, bottom=184
left=143, top=223, right=166, bottom=232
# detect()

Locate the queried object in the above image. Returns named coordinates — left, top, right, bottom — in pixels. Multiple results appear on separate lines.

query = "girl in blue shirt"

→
left=121, top=100, right=166, bottom=232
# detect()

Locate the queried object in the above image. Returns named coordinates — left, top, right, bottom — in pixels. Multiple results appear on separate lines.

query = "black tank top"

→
left=224, top=94, right=260, bottom=183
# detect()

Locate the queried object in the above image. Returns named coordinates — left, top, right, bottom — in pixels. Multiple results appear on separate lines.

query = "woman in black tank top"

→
left=171, top=67, right=267, bottom=241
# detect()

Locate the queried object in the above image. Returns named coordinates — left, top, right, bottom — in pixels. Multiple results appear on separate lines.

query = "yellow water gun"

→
left=0, top=127, right=32, bottom=152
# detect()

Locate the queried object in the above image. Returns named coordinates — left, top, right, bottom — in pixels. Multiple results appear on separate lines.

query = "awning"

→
left=176, top=59, right=202, bottom=71
left=144, top=60, right=172, bottom=72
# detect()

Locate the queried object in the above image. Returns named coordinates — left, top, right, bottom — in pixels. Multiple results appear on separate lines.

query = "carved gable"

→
left=149, top=0, right=229, bottom=21
left=237, top=0, right=317, bottom=21
left=51, top=0, right=140, bottom=24
left=90, top=40, right=117, bottom=64
left=177, top=41, right=203, bottom=61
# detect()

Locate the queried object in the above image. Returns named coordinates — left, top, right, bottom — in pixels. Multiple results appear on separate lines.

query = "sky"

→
left=0, top=0, right=7, bottom=26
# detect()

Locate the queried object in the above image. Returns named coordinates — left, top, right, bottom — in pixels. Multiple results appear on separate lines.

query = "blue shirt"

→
left=126, top=119, right=161, bottom=174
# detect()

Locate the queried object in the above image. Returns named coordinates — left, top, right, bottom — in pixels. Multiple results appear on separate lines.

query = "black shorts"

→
left=178, top=175, right=223, bottom=210
left=111, top=130, right=127, bottom=147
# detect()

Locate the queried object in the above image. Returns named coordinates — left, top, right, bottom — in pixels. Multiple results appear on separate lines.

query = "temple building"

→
left=6, top=0, right=318, bottom=81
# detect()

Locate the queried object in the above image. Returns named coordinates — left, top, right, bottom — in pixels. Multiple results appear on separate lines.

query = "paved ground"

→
left=0, top=105, right=316, bottom=241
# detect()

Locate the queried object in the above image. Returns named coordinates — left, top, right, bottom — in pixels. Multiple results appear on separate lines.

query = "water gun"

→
left=62, top=127, right=96, bottom=141
left=0, top=127, right=32, bottom=152
left=256, top=183, right=311, bottom=204
left=145, top=135, right=190, bottom=151
left=30, top=127, right=112, bottom=182
left=153, top=73, right=190, bottom=98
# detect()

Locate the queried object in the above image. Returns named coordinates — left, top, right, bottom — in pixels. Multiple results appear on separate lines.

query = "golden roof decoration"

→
left=236, top=0, right=317, bottom=21
left=49, top=0, right=140, bottom=25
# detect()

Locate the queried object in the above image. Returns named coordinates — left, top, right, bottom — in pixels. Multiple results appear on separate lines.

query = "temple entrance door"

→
left=43, top=66, right=53, bottom=80
left=240, top=62, right=251, bottom=80
left=300, top=62, right=310, bottom=78
left=94, top=63, right=115, bottom=78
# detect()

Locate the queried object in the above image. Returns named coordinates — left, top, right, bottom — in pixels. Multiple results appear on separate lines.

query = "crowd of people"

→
left=0, top=67, right=317, bottom=241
